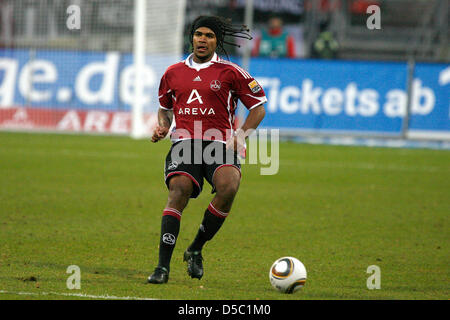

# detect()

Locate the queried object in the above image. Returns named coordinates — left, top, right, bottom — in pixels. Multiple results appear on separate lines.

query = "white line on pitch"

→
left=0, top=290, right=157, bottom=300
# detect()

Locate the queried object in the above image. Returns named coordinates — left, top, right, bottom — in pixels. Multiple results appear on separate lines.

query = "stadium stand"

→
left=324, top=0, right=449, bottom=62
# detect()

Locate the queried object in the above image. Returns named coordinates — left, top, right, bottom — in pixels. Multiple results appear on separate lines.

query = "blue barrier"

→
left=250, top=58, right=449, bottom=138
left=409, top=63, right=450, bottom=136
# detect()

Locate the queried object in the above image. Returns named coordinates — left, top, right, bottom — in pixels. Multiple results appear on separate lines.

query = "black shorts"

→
left=164, top=139, right=241, bottom=198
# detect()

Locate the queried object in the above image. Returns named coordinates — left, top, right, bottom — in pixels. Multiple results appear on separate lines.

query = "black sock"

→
left=188, top=207, right=226, bottom=252
left=158, top=212, right=181, bottom=272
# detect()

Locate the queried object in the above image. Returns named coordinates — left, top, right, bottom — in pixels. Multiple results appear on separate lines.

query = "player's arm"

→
left=226, top=104, right=265, bottom=151
left=152, top=69, right=173, bottom=143
left=227, top=69, right=267, bottom=152
left=237, top=104, right=265, bottom=138
left=151, top=108, right=173, bottom=143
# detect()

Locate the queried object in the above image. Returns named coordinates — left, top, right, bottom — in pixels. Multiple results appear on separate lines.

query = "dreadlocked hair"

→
left=190, top=16, right=252, bottom=59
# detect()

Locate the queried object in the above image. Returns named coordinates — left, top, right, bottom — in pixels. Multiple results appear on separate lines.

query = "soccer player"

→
left=148, top=16, right=267, bottom=284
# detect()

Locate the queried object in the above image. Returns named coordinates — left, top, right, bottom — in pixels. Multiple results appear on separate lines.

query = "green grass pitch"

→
left=0, top=132, right=448, bottom=300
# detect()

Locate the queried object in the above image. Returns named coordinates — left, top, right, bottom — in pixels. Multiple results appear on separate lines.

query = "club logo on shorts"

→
left=162, top=233, right=176, bottom=245
left=210, top=80, right=221, bottom=91
left=168, top=161, right=178, bottom=170
left=248, top=79, right=262, bottom=93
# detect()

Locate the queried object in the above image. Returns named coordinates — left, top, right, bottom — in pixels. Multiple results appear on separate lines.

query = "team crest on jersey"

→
left=210, top=80, right=221, bottom=92
left=248, top=79, right=262, bottom=93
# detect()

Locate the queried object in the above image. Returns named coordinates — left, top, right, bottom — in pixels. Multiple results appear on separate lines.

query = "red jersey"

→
left=158, top=53, right=267, bottom=143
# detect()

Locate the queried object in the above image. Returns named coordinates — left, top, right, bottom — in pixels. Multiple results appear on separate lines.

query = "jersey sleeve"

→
left=233, top=68, right=267, bottom=110
left=158, top=71, right=173, bottom=110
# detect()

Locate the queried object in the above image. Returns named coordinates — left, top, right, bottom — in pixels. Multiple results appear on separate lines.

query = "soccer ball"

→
left=269, top=257, right=307, bottom=293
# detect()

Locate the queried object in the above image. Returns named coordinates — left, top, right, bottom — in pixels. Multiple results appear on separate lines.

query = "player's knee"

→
left=215, top=179, right=239, bottom=200
left=213, top=166, right=241, bottom=199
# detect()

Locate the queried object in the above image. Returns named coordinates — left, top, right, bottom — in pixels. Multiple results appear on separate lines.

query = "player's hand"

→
left=226, top=130, right=246, bottom=154
left=151, top=126, right=169, bottom=143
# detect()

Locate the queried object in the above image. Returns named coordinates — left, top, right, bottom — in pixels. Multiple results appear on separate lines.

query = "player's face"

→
left=192, top=27, right=217, bottom=63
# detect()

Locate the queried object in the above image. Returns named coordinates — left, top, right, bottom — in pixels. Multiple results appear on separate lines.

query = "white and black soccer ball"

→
left=269, top=257, right=307, bottom=294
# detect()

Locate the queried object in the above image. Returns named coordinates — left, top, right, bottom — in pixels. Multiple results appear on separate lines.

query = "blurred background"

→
left=0, top=0, right=448, bottom=146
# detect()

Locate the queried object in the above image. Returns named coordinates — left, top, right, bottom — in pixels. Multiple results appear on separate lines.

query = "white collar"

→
left=184, top=53, right=219, bottom=71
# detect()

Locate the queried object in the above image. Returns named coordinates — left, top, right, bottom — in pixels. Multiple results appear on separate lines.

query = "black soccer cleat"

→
left=147, top=266, right=169, bottom=284
left=183, top=250, right=204, bottom=280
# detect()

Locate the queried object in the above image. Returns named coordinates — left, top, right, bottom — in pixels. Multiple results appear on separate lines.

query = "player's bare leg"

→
left=166, top=175, right=193, bottom=212
left=210, top=166, right=241, bottom=213
left=148, top=175, right=194, bottom=284
left=185, top=166, right=241, bottom=279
